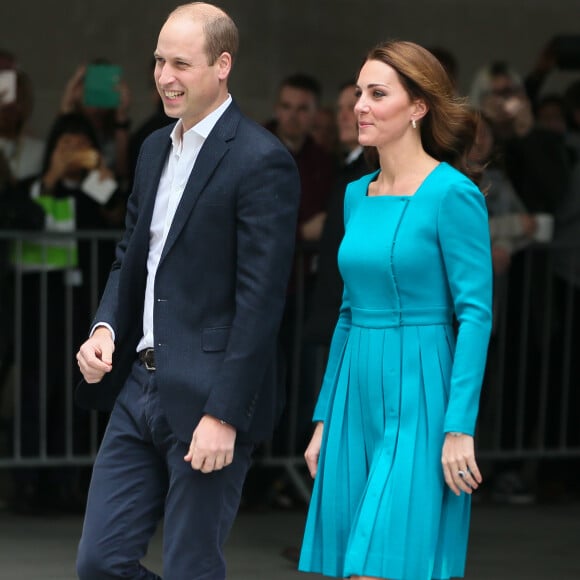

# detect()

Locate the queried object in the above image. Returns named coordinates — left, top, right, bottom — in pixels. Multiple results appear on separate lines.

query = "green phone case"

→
left=83, top=64, right=122, bottom=108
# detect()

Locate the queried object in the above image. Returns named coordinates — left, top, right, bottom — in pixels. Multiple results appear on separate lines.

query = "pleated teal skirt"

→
left=298, top=322, right=471, bottom=579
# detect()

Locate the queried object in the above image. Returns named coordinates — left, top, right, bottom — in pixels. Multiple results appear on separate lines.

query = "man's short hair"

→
left=169, top=3, right=239, bottom=65
left=279, top=73, right=322, bottom=103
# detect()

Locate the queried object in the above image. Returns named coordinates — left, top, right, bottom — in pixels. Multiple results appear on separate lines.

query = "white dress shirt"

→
left=94, top=96, right=232, bottom=349
left=345, top=145, right=363, bottom=166
left=136, top=95, right=232, bottom=351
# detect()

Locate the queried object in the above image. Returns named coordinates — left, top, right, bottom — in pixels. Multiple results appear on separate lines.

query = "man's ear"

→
left=216, top=52, right=232, bottom=80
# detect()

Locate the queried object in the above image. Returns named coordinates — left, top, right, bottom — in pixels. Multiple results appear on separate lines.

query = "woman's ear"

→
left=413, top=99, right=428, bottom=121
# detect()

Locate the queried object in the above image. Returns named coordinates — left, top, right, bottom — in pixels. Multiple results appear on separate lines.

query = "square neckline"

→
left=365, top=162, right=444, bottom=198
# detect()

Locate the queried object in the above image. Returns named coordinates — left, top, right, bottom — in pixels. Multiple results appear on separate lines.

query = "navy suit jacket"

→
left=76, top=101, right=301, bottom=443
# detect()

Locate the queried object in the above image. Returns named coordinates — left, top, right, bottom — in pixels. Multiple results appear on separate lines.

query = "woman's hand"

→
left=115, top=78, right=131, bottom=124
left=60, top=65, right=86, bottom=113
left=95, top=155, right=115, bottom=181
left=441, top=432, right=482, bottom=496
left=304, top=422, right=324, bottom=479
left=42, top=147, right=71, bottom=190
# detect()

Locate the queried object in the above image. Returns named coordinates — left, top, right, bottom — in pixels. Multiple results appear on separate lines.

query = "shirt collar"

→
left=170, top=94, right=233, bottom=153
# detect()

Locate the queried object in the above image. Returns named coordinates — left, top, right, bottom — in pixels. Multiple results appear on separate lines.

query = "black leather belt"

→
left=138, top=348, right=156, bottom=371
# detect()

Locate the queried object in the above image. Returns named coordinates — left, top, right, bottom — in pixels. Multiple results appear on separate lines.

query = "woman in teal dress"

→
left=298, top=41, right=493, bottom=580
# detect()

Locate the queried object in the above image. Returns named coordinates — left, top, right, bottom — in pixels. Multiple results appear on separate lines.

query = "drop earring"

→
left=411, top=119, right=417, bottom=129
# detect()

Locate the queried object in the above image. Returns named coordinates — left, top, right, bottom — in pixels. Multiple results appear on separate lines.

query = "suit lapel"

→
left=159, top=101, right=240, bottom=263
left=133, top=131, right=172, bottom=244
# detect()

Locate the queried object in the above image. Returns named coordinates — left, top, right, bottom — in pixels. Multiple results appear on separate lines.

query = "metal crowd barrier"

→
left=0, top=233, right=578, bottom=492
left=476, top=241, right=580, bottom=460
left=0, top=230, right=122, bottom=468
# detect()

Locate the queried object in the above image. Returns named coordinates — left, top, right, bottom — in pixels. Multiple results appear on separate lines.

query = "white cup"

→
left=533, top=213, right=554, bottom=243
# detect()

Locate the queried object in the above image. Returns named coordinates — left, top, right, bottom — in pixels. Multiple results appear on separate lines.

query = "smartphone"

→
left=83, top=63, right=122, bottom=108
left=553, top=35, right=580, bottom=70
left=0, top=69, right=17, bottom=105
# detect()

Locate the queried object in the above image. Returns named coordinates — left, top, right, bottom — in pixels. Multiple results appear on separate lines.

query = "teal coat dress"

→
left=298, top=162, right=493, bottom=579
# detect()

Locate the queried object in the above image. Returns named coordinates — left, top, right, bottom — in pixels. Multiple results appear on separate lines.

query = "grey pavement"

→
left=1, top=501, right=579, bottom=579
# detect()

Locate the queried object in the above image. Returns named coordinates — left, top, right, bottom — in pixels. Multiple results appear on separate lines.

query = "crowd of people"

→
left=0, top=10, right=579, bottom=576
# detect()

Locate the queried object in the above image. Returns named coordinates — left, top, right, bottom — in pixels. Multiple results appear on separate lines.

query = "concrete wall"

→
left=2, top=0, right=579, bottom=136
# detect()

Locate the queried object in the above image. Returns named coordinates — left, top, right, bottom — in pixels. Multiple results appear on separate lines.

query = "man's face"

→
left=154, top=14, right=229, bottom=131
left=536, top=102, right=567, bottom=135
left=336, top=85, right=359, bottom=150
left=481, top=73, right=528, bottom=128
left=275, top=86, right=318, bottom=142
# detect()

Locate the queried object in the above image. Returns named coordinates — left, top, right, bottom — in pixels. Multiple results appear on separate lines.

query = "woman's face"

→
left=56, top=132, right=94, bottom=155
left=354, top=59, right=416, bottom=149
left=53, top=132, right=97, bottom=177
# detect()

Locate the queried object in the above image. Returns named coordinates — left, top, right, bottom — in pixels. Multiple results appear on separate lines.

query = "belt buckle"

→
left=142, top=348, right=156, bottom=371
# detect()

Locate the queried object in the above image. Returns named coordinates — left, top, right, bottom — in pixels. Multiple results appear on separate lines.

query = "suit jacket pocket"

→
left=201, top=326, right=231, bottom=352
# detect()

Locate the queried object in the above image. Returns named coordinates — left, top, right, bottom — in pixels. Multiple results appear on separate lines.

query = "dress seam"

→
left=390, top=199, right=411, bottom=324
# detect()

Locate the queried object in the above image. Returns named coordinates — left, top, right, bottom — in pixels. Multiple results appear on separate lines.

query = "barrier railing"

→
left=0, top=233, right=578, bottom=492
left=476, top=242, right=580, bottom=460
left=0, top=230, right=122, bottom=467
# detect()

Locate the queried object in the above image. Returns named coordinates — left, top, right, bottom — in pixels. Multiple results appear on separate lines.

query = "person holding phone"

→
left=470, top=61, right=535, bottom=142
left=0, top=58, right=44, bottom=180
left=74, top=3, right=300, bottom=579
left=59, top=59, right=131, bottom=185
left=10, top=112, right=125, bottom=514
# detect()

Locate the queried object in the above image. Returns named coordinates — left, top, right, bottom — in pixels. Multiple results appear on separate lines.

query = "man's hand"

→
left=491, top=245, right=511, bottom=275
left=76, top=326, right=114, bottom=383
left=300, top=211, right=326, bottom=241
left=184, top=415, right=237, bottom=473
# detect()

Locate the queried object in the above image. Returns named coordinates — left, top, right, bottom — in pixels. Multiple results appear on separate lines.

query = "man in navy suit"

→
left=74, top=3, right=300, bottom=578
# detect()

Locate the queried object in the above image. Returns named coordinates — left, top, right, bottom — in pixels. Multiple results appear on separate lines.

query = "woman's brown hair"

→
left=365, top=40, right=482, bottom=184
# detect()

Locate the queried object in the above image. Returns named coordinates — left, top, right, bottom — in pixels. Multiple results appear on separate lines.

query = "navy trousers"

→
left=76, top=360, right=254, bottom=579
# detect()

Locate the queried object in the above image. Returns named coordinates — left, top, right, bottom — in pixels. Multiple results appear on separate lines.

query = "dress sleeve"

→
left=438, top=179, right=493, bottom=435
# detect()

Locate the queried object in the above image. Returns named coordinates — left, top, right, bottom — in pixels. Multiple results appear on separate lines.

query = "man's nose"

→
left=157, top=65, right=175, bottom=86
